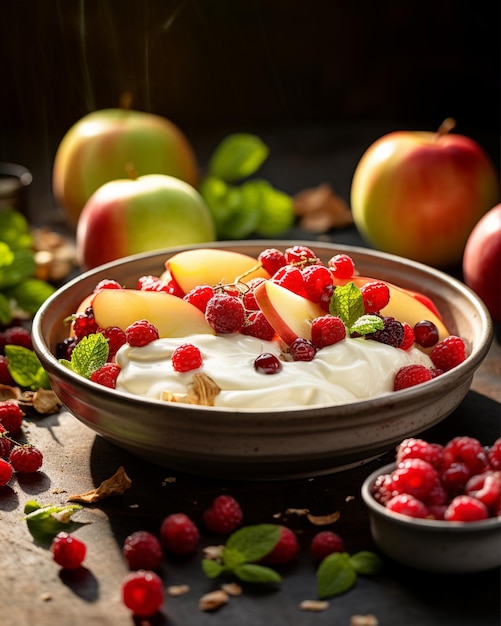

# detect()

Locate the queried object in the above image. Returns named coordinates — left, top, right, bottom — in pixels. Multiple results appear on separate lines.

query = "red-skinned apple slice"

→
left=92, top=289, right=215, bottom=337
left=254, top=280, right=325, bottom=345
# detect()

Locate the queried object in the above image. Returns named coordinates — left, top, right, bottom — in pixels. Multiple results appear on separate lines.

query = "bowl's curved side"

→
left=32, top=241, right=493, bottom=479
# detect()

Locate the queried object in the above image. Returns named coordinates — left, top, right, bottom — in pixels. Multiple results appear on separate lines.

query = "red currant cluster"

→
left=0, top=400, right=44, bottom=485
left=372, top=436, right=501, bottom=521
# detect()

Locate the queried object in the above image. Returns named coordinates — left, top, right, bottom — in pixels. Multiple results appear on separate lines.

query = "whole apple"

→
left=53, top=107, right=199, bottom=224
left=76, top=174, right=215, bottom=270
left=462, top=203, right=501, bottom=323
left=351, top=119, right=500, bottom=267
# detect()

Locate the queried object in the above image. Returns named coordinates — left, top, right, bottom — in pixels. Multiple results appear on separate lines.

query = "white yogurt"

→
left=115, top=333, right=433, bottom=408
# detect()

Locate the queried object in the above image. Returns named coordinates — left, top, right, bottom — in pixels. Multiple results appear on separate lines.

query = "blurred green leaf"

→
left=0, top=248, right=36, bottom=289
left=208, top=134, right=270, bottom=182
left=4, top=277, right=56, bottom=315
left=0, top=209, right=33, bottom=249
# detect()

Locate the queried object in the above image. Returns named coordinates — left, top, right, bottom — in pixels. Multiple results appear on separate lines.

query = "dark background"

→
left=1, top=0, right=499, bottom=225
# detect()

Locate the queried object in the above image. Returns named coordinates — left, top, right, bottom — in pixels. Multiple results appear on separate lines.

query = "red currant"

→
left=52, top=531, right=87, bottom=569
left=121, top=569, right=164, bottom=616
left=413, top=320, right=439, bottom=348
left=328, top=253, right=355, bottom=279
left=254, top=352, right=283, bottom=374
left=0, top=458, right=13, bottom=485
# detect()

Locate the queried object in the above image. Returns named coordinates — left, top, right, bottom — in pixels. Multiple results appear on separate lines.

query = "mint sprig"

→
left=23, top=500, right=85, bottom=547
left=330, top=282, right=385, bottom=335
left=59, top=332, right=109, bottom=378
left=200, top=134, right=295, bottom=239
left=202, top=524, right=283, bottom=584
left=317, top=550, right=383, bottom=599
left=5, top=344, right=51, bottom=390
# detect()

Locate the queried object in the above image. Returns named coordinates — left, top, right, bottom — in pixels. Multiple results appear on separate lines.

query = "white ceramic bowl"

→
left=32, top=241, right=493, bottom=480
left=361, top=462, right=501, bottom=573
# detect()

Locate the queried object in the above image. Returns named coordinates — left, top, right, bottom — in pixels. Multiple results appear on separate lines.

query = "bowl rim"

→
left=32, top=240, right=494, bottom=420
left=361, top=462, right=501, bottom=531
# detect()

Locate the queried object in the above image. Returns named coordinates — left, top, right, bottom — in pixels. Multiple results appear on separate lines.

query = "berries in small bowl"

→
left=361, top=436, right=501, bottom=573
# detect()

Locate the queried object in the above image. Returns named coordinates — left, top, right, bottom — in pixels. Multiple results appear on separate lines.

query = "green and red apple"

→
left=53, top=107, right=199, bottom=224
left=351, top=119, right=500, bottom=267
left=76, top=174, right=216, bottom=270
left=462, top=203, right=501, bottom=323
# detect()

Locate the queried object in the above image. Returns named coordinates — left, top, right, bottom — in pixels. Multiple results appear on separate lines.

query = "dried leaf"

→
left=0, top=384, right=21, bottom=402
left=26, top=388, right=62, bottom=414
left=294, top=183, right=353, bottom=233
left=307, top=511, right=340, bottom=526
left=67, top=466, right=132, bottom=503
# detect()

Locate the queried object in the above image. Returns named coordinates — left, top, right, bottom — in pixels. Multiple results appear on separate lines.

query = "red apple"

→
left=53, top=106, right=199, bottom=224
left=351, top=119, right=500, bottom=267
left=76, top=174, right=215, bottom=270
left=462, top=203, right=501, bottom=323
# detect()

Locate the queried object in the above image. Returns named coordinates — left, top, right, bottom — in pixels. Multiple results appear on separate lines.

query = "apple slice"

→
left=332, top=275, right=449, bottom=340
left=166, top=248, right=270, bottom=294
left=254, top=280, right=325, bottom=345
left=92, top=289, right=215, bottom=337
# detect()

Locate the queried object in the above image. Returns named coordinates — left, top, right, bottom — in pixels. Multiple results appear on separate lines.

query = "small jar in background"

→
left=0, top=162, right=32, bottom=216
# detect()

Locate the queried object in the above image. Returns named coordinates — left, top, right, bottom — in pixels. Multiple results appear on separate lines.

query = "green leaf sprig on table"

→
left=317, top=550, right=383, bottom=599
left=23, top=499, right=85, bottom=546
left=4, top=344, right=51, bottom=390
left=0, top=209, right=56, bottom=324
left=199, top=134, right=295, bottom=240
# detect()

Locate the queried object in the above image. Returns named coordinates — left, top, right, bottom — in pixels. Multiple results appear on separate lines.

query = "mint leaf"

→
left=0, top=248, right=36, bottom=289
left=202, top=559, right=224, bottom=579
left=349, top=551, right=383, bottom=576
left=221, top=546, right=247, bottom=569
left=246, top=180, right=295, bottom=237
left=5, top=344, right=51, bottom=390
left=226, top=524, right=282, bottom=563
left=317, top=552, right=357, bottom=599
left=349, top=314, right=385, bottom=336
left=208, top=134, right=270, bottom=182
left=0, top=241, right=15, bottom=267
left=0, top=209, right=33, bottom=250
left=62, top=333, right=109, bottom=378
left=329, top=282, right=365, bottom=329
left=5, top=278, right=56, bottom=315
left=23, top=500, right=85, bottom=547
left=234, top=563, right=282, bottom=584
left=0, top=292, right=12, bottom=325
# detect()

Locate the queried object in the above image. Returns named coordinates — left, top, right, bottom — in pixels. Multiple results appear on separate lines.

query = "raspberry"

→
left=328, top=253, right=355, bottom=279
left=258, top=248, right=286, bottom=275
left=271, top=265, right=307, bottom=297
left=171, top=343, right=203, bottom=373
left=399, top=322, right=415, bottom=351
left=3, top=325, right=33, bottom=350
left=51, top=531, right=87, bottom=569
left=160, top=513, right=200, bottom=555
left=137, top=275, right=170, bottom=293
left=93, top=279, right=122, bottom=292
left=203, top=495, right=244, bottom=534
left=242, top=278, right=266, bottom=310
left=0, top=458, right=13, bottom=485
left=90, top=363, right=121, bottom=388
left=396, top=438, right=444, bottom=470
left=284, top=245, right=318, bottom=267
left=241, top=311, right=276, bottom=341
left=444, top=495, right=489, bottom=522
left=413, top=320, right=439, bottom=348
left=125, top=319, right=160, bottom=347
left=0, top=400, right=24, bottom=434
left=442, top=436, right=489, bottom=475
left=72, top=307, right=99, bottom=340
left=310, top=531, right=345, bottom=561
left=183, top=285, right=215, bottom=313
left=392, top=458, right=439, bottom=501
left=385, top=493, right=429, bottom=519
left=440, top=462, right=471, bottom=495
left=264, top=526, right=299, bottom=564
left=393, top=364, right=433, bottom=391
left=9, top=444, right=43, bottom=473
left=254, top=352, right=282, bottom=374
left=371, top=472, right=397, bottom=505
left=289, top=338, right=316, bottom=362
left=319, top=283, right=335, bottom=312
left=0, top=425, right=12, bottom=459
left=311, top=315, right=346, bottom=349
left=430, top=335, right=466, bottom=371
left=205, top=293, right=245, bottom=333
left=121, top=569, right=164, bottom=616
left=100, top=326, right=126, bottom=359
left=301, top=264, right=333, bottom=303
left=368, top=317, right=404, bottom=348
left=487, top=438, right=501, bottom=470
left=0, top=355, right=15, bottom=385
left=123, top=530, right=163, bottom=570
left=361, top=281, right=390, bottom=313
left=465, top=470, right=501, bottom=511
